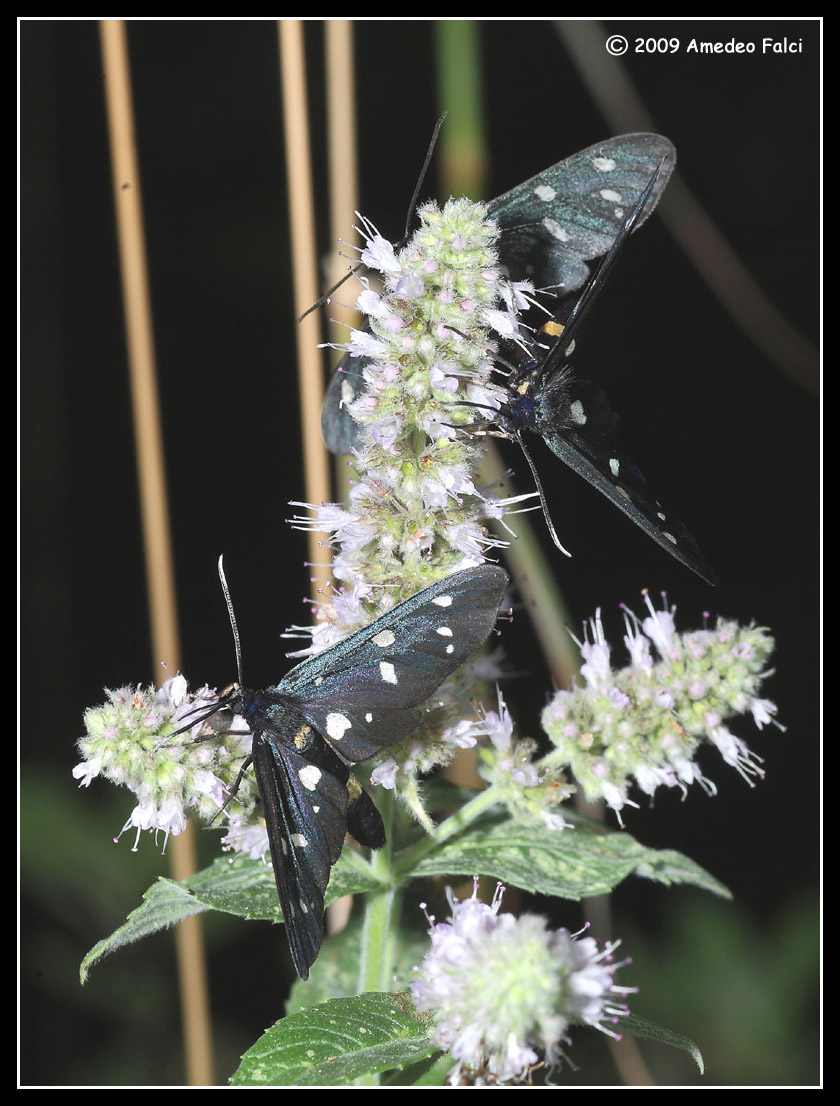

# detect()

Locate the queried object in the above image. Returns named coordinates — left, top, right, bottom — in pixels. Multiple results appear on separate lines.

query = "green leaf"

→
left=182, top=851, right=384, bottom=918
left=385, top=1051, right=452, bottom=1086
left=80, top=851, right=384, bottom=982
left=230, top=992, right=436, bottom=1086
left=80, top=806, right=729, bottom=984
left=79, top=874, right=211, bottom=983
left=410, top=811, right=731, bottom=900
left=622, top=1012, right=705, bottom=1073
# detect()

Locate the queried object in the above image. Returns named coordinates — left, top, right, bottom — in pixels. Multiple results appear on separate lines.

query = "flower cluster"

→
left=410, top=880, right=634, bottom=1084
left=458, top=690, right=574, bottom=833
left=74, top=197, right=530, bottom=850
left=73, top=675, right=259, bottom=853
left=291, top=198, right=527, bottom=791
left=541, top=592, right=782, bottom=816
left=291, top=199, right=524, bottom=638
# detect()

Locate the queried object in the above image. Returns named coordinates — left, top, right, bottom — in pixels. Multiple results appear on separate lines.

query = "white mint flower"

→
left=369, top=759, right=399, bottom=790
left=498, top=277, right=539, bottom=315
left=221, top=813, right=271, bottom=861
left=411, top=880, right=634, bottom=1084
left=542, top=593, right=782, bottom=815
left=345, top=327, right=389, bottom=359
left=75, top=677, right=260, bottom=853
left=355, top=215, right=404, bottom=276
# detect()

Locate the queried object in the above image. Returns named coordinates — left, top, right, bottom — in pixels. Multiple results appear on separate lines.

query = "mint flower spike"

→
left=73, top=675, right=257, bottom=853
left=293, top=196, right=513, bottom=603
left=541, top=592, right=782, bottom=817
left=279, top=197, right=533, bottom=805
left=410, top=879, right=635, bottom=1085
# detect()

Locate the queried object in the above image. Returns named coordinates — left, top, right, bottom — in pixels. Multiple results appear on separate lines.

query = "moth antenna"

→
left=297, top=264, right=363, bottom=324
left=153, top=697, right=231, bottom=748
left=207, top=752, right=254, bottom=827
left=403, top=111, right=446, bottom=240
left=297, top=113, right=448, bottom=325
left=217, top=554, right=244, bottom=688
left=514, top=432, right=573, bottom=558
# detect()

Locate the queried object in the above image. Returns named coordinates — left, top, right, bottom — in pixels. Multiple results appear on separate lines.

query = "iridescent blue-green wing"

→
left=488, top=133, right=675, bottom=292
left=276, top=565, right=508, bottom=764
left=250, top=723, right=351, bottom=980
left=320, top=135, right=675, bottom=456
left=531, top=371, right=717, bottom=586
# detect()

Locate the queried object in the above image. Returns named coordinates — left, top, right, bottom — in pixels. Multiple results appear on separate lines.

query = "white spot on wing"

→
left=299, top=764, right=322, bottom=791
left=542, top=217, right=569, bottom=242
left=570, top=400, right=586, bottom=425
left=290, top=833, right=308, bottom=848
left=446, top=644, right=454, bottom=654
left=436, top=625, right=453, bottom=637
left=534, top=183, right=557, bottom=202
left=372, top=629, right=396, bottom=648
left=609, top=457, right=620, bottom=476
left=593, top=156, right=617, bottom=172
left=599, top=188, right=623, bottom=203
left=379, top=661, right=398, bottom=685
left=365, top=712, right=373, bottom=723
left=432, top=594, right=453, bottom=607
left=326, top=712, right=352, bottom=740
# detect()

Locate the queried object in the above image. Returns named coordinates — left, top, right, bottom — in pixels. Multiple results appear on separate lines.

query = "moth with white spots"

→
left=321, top=133, right=677, bottom=456
left=215, top=563, right=509, bottom=980
left=487, top=162, right=718, bottom=586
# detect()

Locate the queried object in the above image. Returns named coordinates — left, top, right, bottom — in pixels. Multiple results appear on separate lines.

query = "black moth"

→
left=211, top=560, right=508, bottom=980
left=485, top=165, right=718, bottom=586
left=321, top=132, right=676, bottom=455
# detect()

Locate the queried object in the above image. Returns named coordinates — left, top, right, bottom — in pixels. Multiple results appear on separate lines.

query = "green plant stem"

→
left=357, top=782, right=502, bottom=986
left=358, top=786, right=399, bottom=995
left=355, top=788, right=401, bottom=1087
left=393, top=784, right=502, bottom=879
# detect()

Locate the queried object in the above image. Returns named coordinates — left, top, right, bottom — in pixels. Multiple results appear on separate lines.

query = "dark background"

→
left=20, top=18, right=820, bottom=1086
